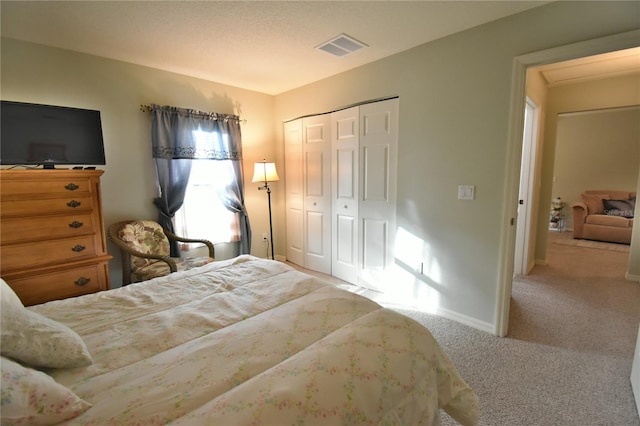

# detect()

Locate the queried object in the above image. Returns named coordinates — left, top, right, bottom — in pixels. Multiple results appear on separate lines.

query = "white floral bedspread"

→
left=31, top=255, right=479, bottom=425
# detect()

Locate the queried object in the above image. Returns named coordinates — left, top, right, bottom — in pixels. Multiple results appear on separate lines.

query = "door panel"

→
left=305, top=122, right=325, bottom=144
left=305, top=151, right=324, bottom=197
left=362, top=218, right=387, bottom=269
left=336, top=214, right=356, bottom=264
left=336, top=150, right=355, bottom=199
left=306, top=210, right=325, bottom=256
left=362, top=145, right=389, bottom=202
left=286, top=207, right=304, bottom=255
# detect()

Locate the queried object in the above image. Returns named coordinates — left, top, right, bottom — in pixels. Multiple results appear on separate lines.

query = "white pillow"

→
left=1, top=300, right=93, bottom=369
left=0, top=356, right=91, bottom=425
left=0, top=278, right=23, bottom=307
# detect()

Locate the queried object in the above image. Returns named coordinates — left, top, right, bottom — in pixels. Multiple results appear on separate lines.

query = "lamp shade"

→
left=252, top=161, right=280, bottom=183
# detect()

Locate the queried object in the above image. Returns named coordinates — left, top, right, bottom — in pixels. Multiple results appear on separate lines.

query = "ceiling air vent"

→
left=316, top=33, right=368, bottom=57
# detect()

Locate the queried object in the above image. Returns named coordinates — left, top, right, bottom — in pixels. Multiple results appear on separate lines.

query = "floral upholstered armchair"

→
left=108, top=220, right=215, bottom=285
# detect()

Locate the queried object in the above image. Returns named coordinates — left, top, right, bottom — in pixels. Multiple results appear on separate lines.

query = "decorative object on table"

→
left=252, top=160, right=279, bottom=260
left=549, top=196, right=565, bottom=231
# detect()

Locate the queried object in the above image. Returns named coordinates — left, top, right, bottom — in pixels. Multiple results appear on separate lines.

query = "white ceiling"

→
left=1, top=0, right=550, bottom=95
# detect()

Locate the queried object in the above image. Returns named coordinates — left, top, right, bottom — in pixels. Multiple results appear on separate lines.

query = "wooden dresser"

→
left=0, top=170, right=111, bottom=305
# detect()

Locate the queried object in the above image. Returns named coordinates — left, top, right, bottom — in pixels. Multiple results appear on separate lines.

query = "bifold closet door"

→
left=284, top=115, right=331, bottom=273
left=286, top=98, right=398, bottom=286
left=302, top=114, right=332, bottom=274
left=358, top=98, right=399, bottom=290
left=284, top=119, right=303, bottom=266
left=331, top=98, right=399, bottom=288
left=302, top=114, right=331, bottom=274
left=331, top=107, right=359, bottom=284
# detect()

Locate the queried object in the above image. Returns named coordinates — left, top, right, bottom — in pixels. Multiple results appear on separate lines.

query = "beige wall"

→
left=553, top=105, right=639, bottom=228
left=1, top=38, right=277, bottom=286
left=2, top=1, right=639, bottom=330
left=535, top=73, right=640, bottom=261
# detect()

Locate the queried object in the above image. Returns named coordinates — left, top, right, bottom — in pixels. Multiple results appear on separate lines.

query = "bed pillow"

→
left=0, top=300, right=93, bottom=369
left=603, top=199, right=635, bottom=218
left=1, top=356, right=91, bottom=425
left=0, top=278, right=23, bottom=308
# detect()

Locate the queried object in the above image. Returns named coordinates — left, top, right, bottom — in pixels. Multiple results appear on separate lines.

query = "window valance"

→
left=149, top=104, right=243, bottom=161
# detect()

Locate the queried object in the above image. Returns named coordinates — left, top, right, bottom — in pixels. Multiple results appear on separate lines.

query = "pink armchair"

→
left=108, top=220, right=215, bottom=285
left=571, top=190, right=635, bottom=245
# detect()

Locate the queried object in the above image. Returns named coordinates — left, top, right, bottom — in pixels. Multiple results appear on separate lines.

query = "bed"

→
left=1, top=255, right=479, bottom=425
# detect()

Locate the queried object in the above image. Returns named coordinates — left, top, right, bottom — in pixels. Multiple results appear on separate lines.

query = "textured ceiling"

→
left=1, top=1, right=550, bottom=95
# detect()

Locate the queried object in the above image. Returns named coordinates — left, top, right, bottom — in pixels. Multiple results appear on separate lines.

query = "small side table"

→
left=549, top=197, right=565, bottom=232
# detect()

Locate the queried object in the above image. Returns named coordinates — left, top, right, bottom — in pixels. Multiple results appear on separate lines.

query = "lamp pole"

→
left=266, top=184, right=275, bottom=260
left=258, top=182, right=275, bottom=260
left=253, top=159, right=279, bottom=261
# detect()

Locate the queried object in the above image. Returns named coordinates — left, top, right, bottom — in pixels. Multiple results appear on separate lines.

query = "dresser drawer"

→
left=1, top=213, right=96, bottom=244
left=1, top=236, right=98, bottom=272
left=6, top=263, right=107, bottom=306
left=1, top=196, right=94, bottom=216
left=1, top=177, right=93, bottom=197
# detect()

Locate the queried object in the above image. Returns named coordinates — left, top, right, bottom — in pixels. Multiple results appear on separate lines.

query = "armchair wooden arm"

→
left=163, top=228, right=215, bottom=258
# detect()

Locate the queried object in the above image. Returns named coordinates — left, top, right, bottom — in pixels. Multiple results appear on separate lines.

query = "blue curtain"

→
left=150, top=104, right=252, bottom=255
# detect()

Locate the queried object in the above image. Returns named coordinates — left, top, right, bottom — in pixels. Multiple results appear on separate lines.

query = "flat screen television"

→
left=1, top=100, right=106, bottom=169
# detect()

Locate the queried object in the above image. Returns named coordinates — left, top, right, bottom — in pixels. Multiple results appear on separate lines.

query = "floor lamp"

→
left=252, top=159, right=279, bottom=260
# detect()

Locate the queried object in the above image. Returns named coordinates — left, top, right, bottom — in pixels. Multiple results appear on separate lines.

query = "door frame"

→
left=495, top=29, right=640, bottom=337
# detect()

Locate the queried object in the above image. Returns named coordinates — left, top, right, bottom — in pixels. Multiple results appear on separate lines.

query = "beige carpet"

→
left=550, top=230, right=630, bottom=252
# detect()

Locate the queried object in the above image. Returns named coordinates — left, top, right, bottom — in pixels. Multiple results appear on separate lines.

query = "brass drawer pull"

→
left=69, top=221, right=84, bottom=229
left=67, top=200, right=81, bottom=208
left=71, top=245, right=86, bottom=252
left=74, top=277, right=91, bottom=286
left=65, top=183, right=79, bottom=191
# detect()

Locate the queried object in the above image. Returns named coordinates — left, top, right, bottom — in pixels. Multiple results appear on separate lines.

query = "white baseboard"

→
left=435, top=306, right=495, bottom=335
left=274, top=254, right=287, bottom=262
left=626, top=272, right=640, bottom=282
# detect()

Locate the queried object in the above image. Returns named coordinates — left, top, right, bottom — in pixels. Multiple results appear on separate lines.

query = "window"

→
left=173, top=130, right=240, bottom=248
left=151, top=105, right=251, bottom=255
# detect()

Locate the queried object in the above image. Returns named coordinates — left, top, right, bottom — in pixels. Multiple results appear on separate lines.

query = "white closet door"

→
left=284, top=119, right=304, bottom=266
left=303, top=114, right=332, bottom=273
left=358, top=98, right=399, bottom=290
left=331, top=107, right=359, bottom=284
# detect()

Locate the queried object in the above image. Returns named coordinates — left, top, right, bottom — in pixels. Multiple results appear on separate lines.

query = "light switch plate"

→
left=458, top=185, right=475, bottom=200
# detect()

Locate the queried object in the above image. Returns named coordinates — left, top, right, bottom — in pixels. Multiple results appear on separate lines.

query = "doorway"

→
left=496, top=29, right=640, bottom=337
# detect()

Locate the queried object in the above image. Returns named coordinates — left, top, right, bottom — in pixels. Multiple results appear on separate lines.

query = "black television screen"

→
left=1, top=100, right=106, bottom=168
